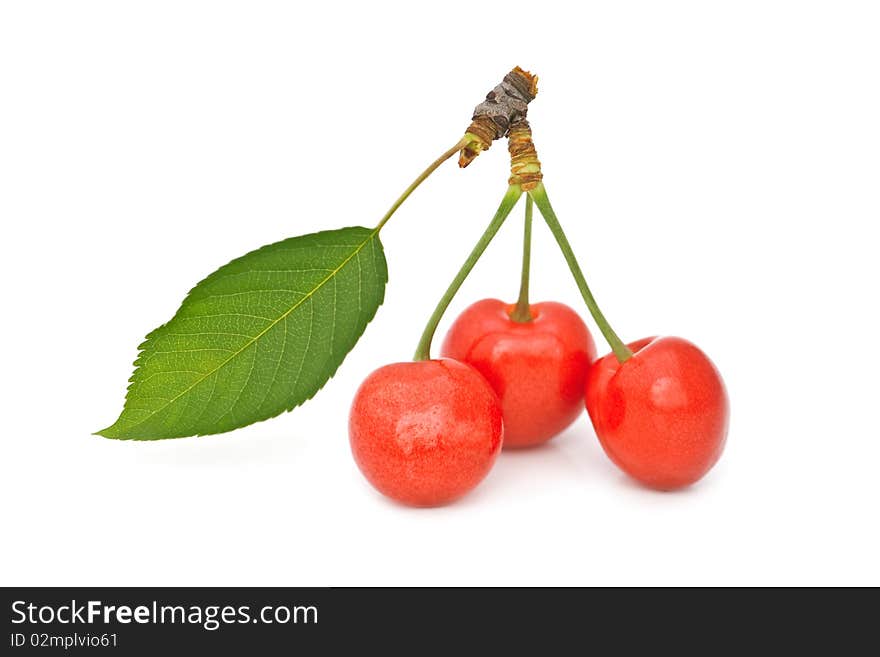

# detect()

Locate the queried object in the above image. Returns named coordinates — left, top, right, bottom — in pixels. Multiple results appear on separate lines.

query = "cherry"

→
left=349, top=358, right=503, bottom=507
left=585, top=336, right=729, bottom=490
left=441, top=299, right=596, bottom=447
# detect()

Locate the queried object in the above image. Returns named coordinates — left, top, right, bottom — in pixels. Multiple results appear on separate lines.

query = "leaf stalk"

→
left=375, top=137, right=472, bottom=232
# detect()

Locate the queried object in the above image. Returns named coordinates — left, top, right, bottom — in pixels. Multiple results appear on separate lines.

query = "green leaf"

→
left=98, top=226, right=388, bottom=440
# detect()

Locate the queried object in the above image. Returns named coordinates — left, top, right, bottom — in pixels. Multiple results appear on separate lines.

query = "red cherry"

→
left=441, top=299, right=596, bottom=448
left=585, top=336, right=729, bottom=490
left=349, top=358, right=503, bottom=507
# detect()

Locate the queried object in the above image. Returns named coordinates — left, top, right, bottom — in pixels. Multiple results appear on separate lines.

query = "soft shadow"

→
left=458, top=419, right=615, bottom=506
left=612, top=469, right=711, bottom=497
left=122, top=430, right=313, bottom=467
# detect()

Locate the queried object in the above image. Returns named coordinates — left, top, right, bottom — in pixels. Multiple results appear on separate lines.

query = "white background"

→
left=2, top=1, right=878, bottom=586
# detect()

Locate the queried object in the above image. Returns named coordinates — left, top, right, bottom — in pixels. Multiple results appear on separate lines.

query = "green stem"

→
left=510, top=194, right=534, bottom=322
left=529, top=183, right=633, bottom=363
left=414, top=185, right=523, bottom=361
left=375, top=137, right=471, bottom=232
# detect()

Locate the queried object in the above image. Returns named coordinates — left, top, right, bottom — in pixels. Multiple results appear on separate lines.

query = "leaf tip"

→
left=94, top=423, right=121, bottom=439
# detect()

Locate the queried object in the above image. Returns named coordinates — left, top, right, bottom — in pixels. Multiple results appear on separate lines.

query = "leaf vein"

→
left=165, top=331, right=256, bottom=340
left=290, top=298, right=314, bottom=399
left=150, top=347, right=234, bottom=355
left=214, top=342, right=258, bottom=426
left=196, top=289, right=310, bottom=301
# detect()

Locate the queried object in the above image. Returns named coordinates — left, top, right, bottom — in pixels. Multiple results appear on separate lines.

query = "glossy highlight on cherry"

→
left=442, top=299, right=596, bottom=447
left=349, top=358, right=503, bottom=507
left=585, top=337, right=729, bottom=490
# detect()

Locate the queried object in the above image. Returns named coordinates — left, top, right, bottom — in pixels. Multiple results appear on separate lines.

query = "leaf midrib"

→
left=114, top=227, right=380, bottom=435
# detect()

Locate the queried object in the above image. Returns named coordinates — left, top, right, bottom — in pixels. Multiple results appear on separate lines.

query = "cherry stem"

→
left=375, top=136, right=473, bottom=232
left=510, top=194, right=534, bottom=322
left=413, top=185, right=524, bottom=361
left=529, top=183, right=633, bottom=363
